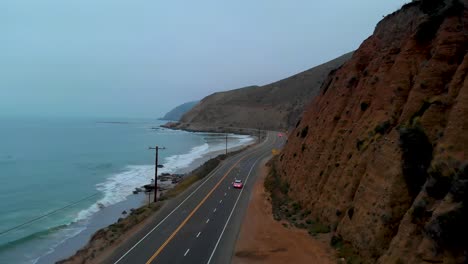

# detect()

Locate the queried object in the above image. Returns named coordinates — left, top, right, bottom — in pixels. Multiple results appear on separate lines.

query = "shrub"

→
left=420, top=0, right=445, bottom=14
left=301, top=126, right=309, bottom=138
left=356, top=139, right=365, bottom=151
left=280, top=181, right=290, bottom=195
left=292, top=202, right=302, bottom=211
left=416, top=14, right=444, bottom=42
left=425, top=204, right=468, bottom=250
left=426, top=161, right=455, bottom=199
left=450, top=162, right=468, bottom=202
left=360, top=102, right=369, bottom=111
left=374, top=121, right=391, bottom=135
left=411, top=199, right=431, bottom=222
left=308, top=223, right=330, bottom=235
left=410, top=101, right=434, bottom=125
left=347, top=76, right=358, bottom=88
left=416, top=0, right=464, bottom=42
left=445, top=0, right=464, bottom=16
left=330, top=234, right=344, bottom=248
left=398, top=125, right=433, bottom=198
left=348, top=207, right=355, bottom=220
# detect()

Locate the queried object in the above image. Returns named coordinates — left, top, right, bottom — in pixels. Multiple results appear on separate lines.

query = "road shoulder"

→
left=231, top=161, right=336, bottom=264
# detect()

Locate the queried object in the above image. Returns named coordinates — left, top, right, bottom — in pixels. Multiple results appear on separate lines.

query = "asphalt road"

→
left=104, top=131, right=283, bottom=264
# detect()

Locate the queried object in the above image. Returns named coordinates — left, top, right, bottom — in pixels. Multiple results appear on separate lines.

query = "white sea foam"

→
left=74, top=133, right=254, bottom=223
left=74, top=165, right=153, bottom=222
left=33, top=133, right=254, bottom=264
left=159, top=143, right=210, bottom=173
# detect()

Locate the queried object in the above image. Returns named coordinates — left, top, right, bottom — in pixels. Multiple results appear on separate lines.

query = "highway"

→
left=103, top=131, right=282, bottom=264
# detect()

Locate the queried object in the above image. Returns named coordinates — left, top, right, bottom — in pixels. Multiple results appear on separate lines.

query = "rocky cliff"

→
left=172, top=52, right=353, bottom=131
left=273, top=0, right=467, bottom=263
left=160, top=101, right=199, bottom=121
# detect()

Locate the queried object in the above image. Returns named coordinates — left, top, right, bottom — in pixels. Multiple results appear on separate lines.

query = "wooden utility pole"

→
left=149, top=146, right=165, bottom=202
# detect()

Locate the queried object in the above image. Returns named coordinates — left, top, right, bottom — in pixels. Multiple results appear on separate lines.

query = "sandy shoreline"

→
left=36, top=133, right=257, bottom=264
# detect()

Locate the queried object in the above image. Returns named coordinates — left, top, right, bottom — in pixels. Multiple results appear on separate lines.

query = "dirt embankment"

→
left=232, top=162, right=336, bottom=264
left=274, top=1, right=468, bottom=263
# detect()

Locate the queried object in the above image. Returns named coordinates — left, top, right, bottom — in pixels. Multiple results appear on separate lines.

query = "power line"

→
left=0, top=192, right=100, bottom=237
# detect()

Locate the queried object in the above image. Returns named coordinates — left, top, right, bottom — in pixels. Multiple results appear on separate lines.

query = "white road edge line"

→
left=206, top=155, right=263, bottom=264
left=219, top=200, right=222, bottom=204
left=196, top=232, right=201, bottom=238
left=213, top=208, right=217, bottom=212
left=224, top=193, right=227, bottom=196
left=113, top=132, right=271, bottom=264
left=113, top=161, right=226, bottom=263
left=184, top=248, right=190, bottom=257
left=206, top=218, right=210, bottom=223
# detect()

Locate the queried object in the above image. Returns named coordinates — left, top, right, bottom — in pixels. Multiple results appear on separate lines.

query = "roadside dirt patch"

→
left=232, top=161, right=336, bottom=264
left=235, top=250, right=268, bottom=260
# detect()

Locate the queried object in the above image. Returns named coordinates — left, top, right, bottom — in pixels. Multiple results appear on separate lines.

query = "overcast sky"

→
left=0, top=0, right=408, bottom=119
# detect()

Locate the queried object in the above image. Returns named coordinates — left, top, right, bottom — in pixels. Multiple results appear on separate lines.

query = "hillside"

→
left=270, top=0, right=467, bottom=263
left=160, top=101, right=199, bottom=121
left=169, top=52, right=353, bottom=131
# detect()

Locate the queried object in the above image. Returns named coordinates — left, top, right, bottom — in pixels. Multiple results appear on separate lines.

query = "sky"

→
left=0, top=0, right=408, bottom=119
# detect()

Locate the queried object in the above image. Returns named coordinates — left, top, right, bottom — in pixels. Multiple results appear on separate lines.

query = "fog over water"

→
left=1, top=0, right=407, bottom=118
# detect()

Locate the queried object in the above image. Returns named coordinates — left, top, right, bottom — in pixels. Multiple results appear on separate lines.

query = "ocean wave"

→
left=19, top=133, right=254, bottom=263
left=160, top=143, right=210, bottom=173
left=74, top=165, right=153, bottom=222
left=198, top=133, right=254, bottom=153
left=74, top=142, right=214, bottom=222
left=0, top=223, right=84, bottom=261
left=0, top=225, right=67, bottom=251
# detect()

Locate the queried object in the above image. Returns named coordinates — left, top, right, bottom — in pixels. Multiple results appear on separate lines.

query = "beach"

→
left=38, top=134, right=255, bottom=264
left=0, top=118, right=255, bottom=264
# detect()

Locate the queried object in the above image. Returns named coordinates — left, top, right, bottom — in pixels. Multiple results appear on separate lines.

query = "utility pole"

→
left=149, top=146, right=165, bottom=202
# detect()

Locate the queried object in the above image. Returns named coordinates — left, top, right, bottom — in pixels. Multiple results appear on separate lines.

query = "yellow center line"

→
left=145, top=151, right=255, bottom=264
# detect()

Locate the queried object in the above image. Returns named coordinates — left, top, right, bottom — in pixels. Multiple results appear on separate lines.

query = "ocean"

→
left=0, top=117, right=253, bottom=264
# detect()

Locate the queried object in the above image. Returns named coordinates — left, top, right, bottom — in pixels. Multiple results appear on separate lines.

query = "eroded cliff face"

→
left=276, top=1, right=467, bottom=263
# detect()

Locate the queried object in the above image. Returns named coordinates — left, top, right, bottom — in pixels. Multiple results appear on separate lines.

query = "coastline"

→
left=37, top=129, right=257, bottom=264
left=161, top=121, right=266, bottom=136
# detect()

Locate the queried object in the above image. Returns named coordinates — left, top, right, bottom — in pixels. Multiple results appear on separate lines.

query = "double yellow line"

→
left=145, top=149, right=258, bottom=263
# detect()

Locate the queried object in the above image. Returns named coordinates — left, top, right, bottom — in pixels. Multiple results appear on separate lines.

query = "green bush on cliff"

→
left=398, top=125, right=433, bottom=198
left=424, top=163, right=468, bottom=253
left=374, top=120, right=391, bottom=135
left=426, top=160, right=456, bottom=199
left=300, top=125, right=309, bottom=138
left=425, top=203, right=468, bottom=250
left=416, top=0, right=464, bottom=42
